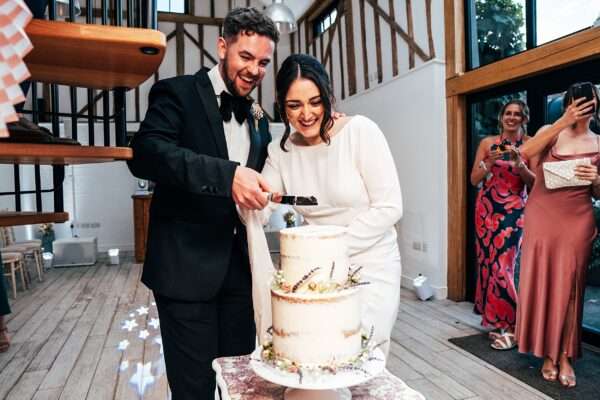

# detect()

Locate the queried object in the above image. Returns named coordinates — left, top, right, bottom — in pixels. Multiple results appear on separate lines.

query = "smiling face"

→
left=500, top=103, right=525, bottom=134
left=217, top=32, right=275, bottom=97
left=284, top=78, right=325, bottom=145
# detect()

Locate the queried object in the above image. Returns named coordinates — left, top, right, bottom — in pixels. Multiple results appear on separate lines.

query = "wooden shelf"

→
left=0, top=212, right=69, bottom=227
left=0, top=143, right=132, bottom=165
left=24, top=19, right=166, bottom=90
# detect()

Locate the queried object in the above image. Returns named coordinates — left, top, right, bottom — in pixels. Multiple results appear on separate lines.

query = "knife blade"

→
left=267, top=193, right=318, bottom=206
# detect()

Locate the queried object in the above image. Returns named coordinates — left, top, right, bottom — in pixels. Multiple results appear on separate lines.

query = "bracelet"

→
left=479, top=160, right=488, bottom=172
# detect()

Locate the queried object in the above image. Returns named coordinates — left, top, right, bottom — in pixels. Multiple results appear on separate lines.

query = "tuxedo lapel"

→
left=194, top=69, right=229, bottom=159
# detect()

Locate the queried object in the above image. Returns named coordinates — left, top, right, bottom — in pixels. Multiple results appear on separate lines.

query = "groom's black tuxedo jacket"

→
left=127, top=68, right=271, bottom=302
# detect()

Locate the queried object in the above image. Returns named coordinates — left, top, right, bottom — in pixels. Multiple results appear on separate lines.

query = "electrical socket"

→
left=412, top=241, right=422, bottom=251
left=422, top=242, right=428, bottom=252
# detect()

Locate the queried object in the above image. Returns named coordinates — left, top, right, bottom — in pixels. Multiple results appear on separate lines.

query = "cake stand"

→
left=250, top=347, right=386, bottom=400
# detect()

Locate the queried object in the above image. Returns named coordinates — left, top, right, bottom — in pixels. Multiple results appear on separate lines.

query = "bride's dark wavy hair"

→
left=276, top=54, right=335, bottom=151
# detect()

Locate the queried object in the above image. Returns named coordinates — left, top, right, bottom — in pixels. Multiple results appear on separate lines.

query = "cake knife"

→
left=266, top=193, right=318, bottom=206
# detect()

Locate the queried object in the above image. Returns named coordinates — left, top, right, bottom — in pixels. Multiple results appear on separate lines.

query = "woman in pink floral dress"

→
left=470, top=100, right=535, bottom=350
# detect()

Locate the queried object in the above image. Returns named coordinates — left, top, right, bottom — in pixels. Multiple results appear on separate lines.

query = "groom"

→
left=127, top=7, right=278, bottom=399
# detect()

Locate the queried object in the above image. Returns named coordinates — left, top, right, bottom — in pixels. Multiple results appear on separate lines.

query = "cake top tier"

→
left=276, top=225, right=356, bottom=294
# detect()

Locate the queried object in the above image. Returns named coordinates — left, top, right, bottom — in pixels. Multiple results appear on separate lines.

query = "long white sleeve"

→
left=345, top=117, right=403, bottom=256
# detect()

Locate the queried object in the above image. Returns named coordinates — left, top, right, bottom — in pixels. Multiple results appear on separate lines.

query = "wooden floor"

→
left=0, top=257, right=553, bottom=400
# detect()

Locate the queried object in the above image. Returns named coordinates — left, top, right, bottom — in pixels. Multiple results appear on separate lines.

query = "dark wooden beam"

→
left=359, top=0, right=369, bottom=90
left=426, top=0, right=436, bottom=58
left=373, top=3, right=382, bottom=83
left=176, top=23, right=185, bottom=76
left=344, top=0, right=357, bottom=95
left=389, top=0, right=398, bottom=76
left=364, top=0, right=430, bottom=61
left=158, top=13, right=223, bottom=26
left=406, top=0, right=415, bottom=68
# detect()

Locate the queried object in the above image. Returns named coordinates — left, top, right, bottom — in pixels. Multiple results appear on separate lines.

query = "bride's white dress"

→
left=257, top=115, right=403, bottom=357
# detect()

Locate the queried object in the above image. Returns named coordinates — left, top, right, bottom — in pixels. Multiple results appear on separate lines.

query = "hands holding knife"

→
left=232, top=166, right=318, bottom=210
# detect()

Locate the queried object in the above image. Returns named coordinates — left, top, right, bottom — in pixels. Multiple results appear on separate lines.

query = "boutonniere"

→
left=251, top=102, right=264, bottom=130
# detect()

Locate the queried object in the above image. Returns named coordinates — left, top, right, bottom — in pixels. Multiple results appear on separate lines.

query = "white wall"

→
left=338, top=60, right=448, bottom=299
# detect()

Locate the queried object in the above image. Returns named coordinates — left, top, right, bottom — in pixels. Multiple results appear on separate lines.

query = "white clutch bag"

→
left=543, top=157, right=592, bottom=189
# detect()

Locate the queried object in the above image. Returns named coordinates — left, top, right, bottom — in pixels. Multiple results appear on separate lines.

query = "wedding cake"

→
left=268, top=225, right=363, bottom=368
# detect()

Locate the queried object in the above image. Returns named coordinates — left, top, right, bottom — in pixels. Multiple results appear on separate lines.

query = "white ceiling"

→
left=259, top=0, right=314, bottom=19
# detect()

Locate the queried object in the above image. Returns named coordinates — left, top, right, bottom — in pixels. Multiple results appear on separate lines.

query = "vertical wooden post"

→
left=176, top=22, right=185, bottom=76
left=359, top=0, right=369, bottom=90
left=389, top=0, right=398, bottom=76
left=344, top=0, right=357, bottom=95
left=406, top=0, right=415, bottom=68
left=373, top=2, right=382, bottom=83
left=445, top=0, right=467, bottom=301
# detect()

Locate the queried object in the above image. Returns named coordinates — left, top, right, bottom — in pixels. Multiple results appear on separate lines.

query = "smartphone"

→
left=572, top=82, right=596, bottom=113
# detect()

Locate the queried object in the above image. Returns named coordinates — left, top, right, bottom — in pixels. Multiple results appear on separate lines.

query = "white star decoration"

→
left=129, top=313, right=135, bottom=318
left=138, top=329, right=150, bottom=340
left=148, top=318, right=160, bottom=330
left=129, top=362, right=155, bottom=395
left=117, top=340, right=130, bottom=351
left=122, top=319, right=138, bottom=332
left=154, top=337, right=163, bottom=354
left=136, top=306, right=149, bottom=316
left=120, top=360, right=129, bottom=371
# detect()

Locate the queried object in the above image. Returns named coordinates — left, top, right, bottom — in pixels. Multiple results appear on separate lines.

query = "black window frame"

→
left=156, top=0, right=188, bottom=15
left=465, top=58, right=600, bottom=344
left=465, top=0, right=597, bottom=70
left=312, top=1, right=340, bottom=39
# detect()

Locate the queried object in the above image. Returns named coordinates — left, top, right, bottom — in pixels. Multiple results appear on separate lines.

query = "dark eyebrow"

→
left=240, top=50, right=271, bottom=64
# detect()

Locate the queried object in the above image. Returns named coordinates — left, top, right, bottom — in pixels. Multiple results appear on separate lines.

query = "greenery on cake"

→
left=272, top=263, right=369, bottom=294
left=257, top=326, right=386, bottom=384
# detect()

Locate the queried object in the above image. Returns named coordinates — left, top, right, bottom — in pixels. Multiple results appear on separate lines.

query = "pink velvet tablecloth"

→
left=213, top=355, right=425, bottom=400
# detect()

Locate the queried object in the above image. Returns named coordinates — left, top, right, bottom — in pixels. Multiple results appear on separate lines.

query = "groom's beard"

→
left=222, top=57, right=258, bottom=98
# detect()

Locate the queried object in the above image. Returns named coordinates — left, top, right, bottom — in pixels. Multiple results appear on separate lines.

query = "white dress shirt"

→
left=208, top=65, right=251, bottom=166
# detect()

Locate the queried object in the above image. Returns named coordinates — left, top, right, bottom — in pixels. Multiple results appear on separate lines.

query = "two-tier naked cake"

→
left=263, top=225, right=367, bottom=372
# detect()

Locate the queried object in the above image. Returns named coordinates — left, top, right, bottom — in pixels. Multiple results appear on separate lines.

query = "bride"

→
left=255, top=54, right=403, bottom=358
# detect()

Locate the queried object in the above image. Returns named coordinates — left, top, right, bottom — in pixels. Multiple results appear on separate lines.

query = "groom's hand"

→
left=232, top=166, right=271, bottom=210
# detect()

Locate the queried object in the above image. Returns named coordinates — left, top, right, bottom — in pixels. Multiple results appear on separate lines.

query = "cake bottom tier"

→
left=271, top=288, right=362, bottom=366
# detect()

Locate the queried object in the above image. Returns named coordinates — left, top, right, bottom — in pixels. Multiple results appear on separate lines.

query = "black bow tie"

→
left=219, top=91, right=252, bottom=125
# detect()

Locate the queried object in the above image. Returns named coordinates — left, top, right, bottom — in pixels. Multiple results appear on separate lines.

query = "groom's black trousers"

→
left=155, top=233, right=255, bottom=400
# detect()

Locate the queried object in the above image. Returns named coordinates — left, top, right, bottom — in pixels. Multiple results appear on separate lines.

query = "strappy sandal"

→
left=0, top=328, right=9, bottom=353
left=559, top=374, right=576, bottom=388
left=488, top=329, right=503, bottom=341
left=490, top=332, right=517, bottom=350
left=541, top=367, right=558, bottom=382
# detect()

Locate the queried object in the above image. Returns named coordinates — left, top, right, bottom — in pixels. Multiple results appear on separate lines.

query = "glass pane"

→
left=536, top=0, right=599, bottom=45
left=171, top=0, right=186, bottom=14
left=544, top=84, right=600, bottom=335
left=331, top=9, right=338, bottom=24
left=156, top=0, right=169, bottom=13
left=472, top=0, right=527, bottom=68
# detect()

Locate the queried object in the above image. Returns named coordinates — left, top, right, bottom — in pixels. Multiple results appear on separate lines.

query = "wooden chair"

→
left=1, top=227, right=43, bottom=282
left=1, top=252, right=27, bottom=299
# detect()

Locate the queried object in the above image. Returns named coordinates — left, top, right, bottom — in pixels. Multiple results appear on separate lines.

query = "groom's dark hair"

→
left=223, top=7, right=280, bottom=44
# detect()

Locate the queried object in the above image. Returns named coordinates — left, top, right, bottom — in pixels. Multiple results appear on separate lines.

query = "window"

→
left=466, top=0, right=600, bottom=69
left=313, top=2, right=339, bottom=38
left=536, top=0, right=598, bottom=45
left=157, top=0, right=186, bottom=14
left=468, top=0, right=527, bottom=69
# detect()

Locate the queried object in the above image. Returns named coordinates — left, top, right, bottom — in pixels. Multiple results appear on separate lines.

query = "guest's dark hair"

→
left=497, top=99, right=529, bottom=134
left=276, top=54, right=335, bottom=151
left=223, top=7, right=279, bottom=44
left=563, top=82, right=600, bottom=125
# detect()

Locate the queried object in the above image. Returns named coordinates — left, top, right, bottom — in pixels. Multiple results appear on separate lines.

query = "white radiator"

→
left=53, top=237, right=98, bottom=267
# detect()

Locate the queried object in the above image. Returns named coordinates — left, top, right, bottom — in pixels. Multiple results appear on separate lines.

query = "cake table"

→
left=213, top=355, right=425, bottom=400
